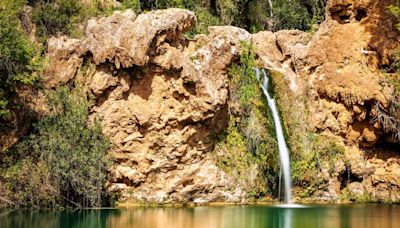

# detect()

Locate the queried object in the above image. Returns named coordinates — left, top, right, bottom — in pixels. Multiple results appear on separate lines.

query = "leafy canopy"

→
left=0, top=0, right=38, bottom=120
left=1, top=87, right=110, bottom=208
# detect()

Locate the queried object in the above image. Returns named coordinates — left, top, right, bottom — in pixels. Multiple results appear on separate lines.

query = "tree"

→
left=1, top=87, right=110, bottom=208
left=0, top=0, right=37, bottom=120
left=32, top=0, right=83, bottom=37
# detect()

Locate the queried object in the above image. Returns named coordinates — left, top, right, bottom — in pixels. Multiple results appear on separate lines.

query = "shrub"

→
left=215, top=0, right=326, bottom=32
left=186, top=7, right=221, bottom=37
left=32, top=0, right=83, bottom=37
left=291, top=134, right=345, bottom=196
left=271, top=0, right=312, bottom=31
left=0, top=158, right=57, bottom=208
left=0, top=99, right=11, bottom=120
left=0, top=0, right=38, bottom=120
left=32, top=0, right=112, bottom=38
left=246, top=0, right=271, bottom=32
left=216, top=0, right=239, bottom=25
left=228, top=42, right=259, bottom=107
left=121, top=0, right=141, bottom=12
left=388, top=4, right=400, bottom=30
left=0, top=86, right=110, bottom=208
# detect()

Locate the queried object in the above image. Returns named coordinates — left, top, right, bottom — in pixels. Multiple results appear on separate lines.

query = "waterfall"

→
left=255, top=68, right=293, bottom=204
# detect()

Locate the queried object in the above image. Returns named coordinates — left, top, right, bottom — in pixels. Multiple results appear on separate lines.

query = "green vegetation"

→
left=341, top=187, right=373, bottom=203
left=0, top=87, right=110, bottom=208
left=291, top=134, right=345, bottom=197
left=270, top=69, right=346, bottom=198
left=32, top=0, right=84, bottom=38
left=0, top=0, right=40, bottom=120
left=379, top=3, right=400, bottom=143
left=121, top=0, right=141, bottom=12
left=1, top=0, right=112, bottom=207
left=214, top=42, right=279, bottom=197
left=248, top=0, right=325, bottom=32
left=188, top=8, right=221, bottom=36
left=137, top=0, right=326, bottom=33
left=388, top=4, right=400, bottom=31
left=31, top=0, right=119, bottom=39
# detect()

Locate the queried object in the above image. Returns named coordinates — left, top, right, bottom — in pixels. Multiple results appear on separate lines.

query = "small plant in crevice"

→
left=0, top=86, right=110, bottom=208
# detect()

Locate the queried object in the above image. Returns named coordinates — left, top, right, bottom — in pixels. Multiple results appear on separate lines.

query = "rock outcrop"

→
left=253, top=0, right=400, bottom=202
left=41, top=9, right=258, bottom=204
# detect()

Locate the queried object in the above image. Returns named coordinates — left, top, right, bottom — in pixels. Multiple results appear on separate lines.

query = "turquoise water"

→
left=1, top=204, right=399, bottom=228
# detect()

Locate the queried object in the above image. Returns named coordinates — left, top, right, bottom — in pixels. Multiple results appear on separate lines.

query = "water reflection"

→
left=1, top=204, right=400, bottom=228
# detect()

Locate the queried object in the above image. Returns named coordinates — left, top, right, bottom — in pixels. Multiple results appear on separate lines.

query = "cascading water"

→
left=255, top=68, right=293, bottom=205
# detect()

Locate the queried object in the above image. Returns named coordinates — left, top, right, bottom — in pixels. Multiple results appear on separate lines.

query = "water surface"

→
left=1, top=204, right=399, bottom=228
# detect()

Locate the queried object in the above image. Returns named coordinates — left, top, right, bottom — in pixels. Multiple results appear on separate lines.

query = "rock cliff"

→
left=41, top=9, right=261, bottom=204
left=2, top=0, right=400, bottom=204
left=253, top=0, right=400, bottom=202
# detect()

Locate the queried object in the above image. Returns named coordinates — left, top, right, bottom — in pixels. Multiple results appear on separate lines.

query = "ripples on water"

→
left=1, top=204, right=399, bottom=228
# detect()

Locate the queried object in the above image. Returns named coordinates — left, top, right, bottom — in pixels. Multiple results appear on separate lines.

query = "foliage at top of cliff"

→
left=136, top=0, right=326, bottom=32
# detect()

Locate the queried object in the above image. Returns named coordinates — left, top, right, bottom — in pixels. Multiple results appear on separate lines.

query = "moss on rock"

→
left=213, top=43, right=279, bottom=199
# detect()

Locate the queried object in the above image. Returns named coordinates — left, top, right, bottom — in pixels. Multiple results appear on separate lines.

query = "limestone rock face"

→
left=254, top=0, right=398, bottom=148
left=41, top=9, right=253, bottom=204
left=43, top=36, right=85, bottom=88
left=344, top=146, right=400, bottom=202
left=304, top=0, right=397, bottom=147
left=253, top=0, right=400, bottom=202
left=85, top=9, right=196, bottom=68
left=95, top=22, right=251, bottom=204
left=84, top=9, right=138, bottom=67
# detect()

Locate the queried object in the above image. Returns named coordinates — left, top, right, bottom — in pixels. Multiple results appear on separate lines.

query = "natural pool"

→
left=1, top=204, right=399, bottom=228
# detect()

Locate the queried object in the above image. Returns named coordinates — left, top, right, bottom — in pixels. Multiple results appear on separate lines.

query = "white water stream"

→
left=255, top=68, right=293, bottom=204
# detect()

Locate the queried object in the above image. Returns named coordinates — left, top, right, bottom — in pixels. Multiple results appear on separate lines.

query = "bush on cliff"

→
left=0, top=0, right=39, bottom=120
left=0, top=87, right=110, bottom=208
left=31, top=0, right=117, bottom=38
left=121, top=0, right=141, bottom=12
left=32, top=0, right=83, bottom=37
left=215, top=0, right=326, bottom=32
left=136, top=0, right=326, bottom=33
